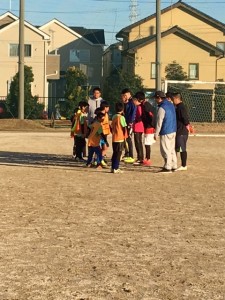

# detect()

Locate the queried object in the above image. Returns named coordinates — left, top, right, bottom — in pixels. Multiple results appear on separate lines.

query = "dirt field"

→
left=0, top=122, right=225, bottom=300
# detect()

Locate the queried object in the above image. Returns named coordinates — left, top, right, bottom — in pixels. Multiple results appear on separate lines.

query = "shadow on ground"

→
left=0, top=151, right=161, bottom=172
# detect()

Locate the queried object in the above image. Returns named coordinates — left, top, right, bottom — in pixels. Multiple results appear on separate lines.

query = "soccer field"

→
left=0, top=131, right=224, bottom=299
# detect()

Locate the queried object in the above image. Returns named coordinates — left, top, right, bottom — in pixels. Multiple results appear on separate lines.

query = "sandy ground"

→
left=0, top=129, right=225, bottom=300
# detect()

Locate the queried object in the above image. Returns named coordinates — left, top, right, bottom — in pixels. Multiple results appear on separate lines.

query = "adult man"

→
left=154, top=91, right=177, bottom=173
left=88, top=87, right=104, bottom=124
left=173, top=92, right=190, bottom=171
left=121, top=88, right=136, bottom=163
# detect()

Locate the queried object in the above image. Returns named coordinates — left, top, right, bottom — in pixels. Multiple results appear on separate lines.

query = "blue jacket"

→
left=159, top=99, right=177, bottom=135
left=124, top=98, right=136, bottom=125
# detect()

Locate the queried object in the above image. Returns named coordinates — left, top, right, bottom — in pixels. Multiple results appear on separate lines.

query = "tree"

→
left=103, top=69, right=144, bottom=112
left=63, top=66, right=89, bottom=118
left=6, top=65, right=44, bottom=119
left=165, top=60, right=191, bottom=92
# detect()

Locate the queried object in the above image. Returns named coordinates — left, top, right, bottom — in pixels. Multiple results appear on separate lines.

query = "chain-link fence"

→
left=164, top=80, right=225, bottom=123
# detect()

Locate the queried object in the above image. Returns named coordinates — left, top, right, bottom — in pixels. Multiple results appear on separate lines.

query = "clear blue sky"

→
left=1, top=0, right=225, bottom=46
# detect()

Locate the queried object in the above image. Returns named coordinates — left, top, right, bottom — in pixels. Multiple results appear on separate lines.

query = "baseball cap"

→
left=152, top=91, right=166, bottom=98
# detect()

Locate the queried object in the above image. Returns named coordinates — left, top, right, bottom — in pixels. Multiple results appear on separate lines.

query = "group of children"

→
left=70, top=90, right=156, bottom=173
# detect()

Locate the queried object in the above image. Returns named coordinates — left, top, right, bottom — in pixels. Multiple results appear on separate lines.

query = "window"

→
left=9, top=44, right=32, bottom=57
left=189, top=63, right=199, bottom=80
left=151, top=62, right=156, bottom=79
left=70, top=49, right=90, bottom=63
left=216, top=42, right=225, bottom=52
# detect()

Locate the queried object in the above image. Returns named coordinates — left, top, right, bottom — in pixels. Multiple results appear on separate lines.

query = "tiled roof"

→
left=126, top=26, right=224, bottom=57
left=70, top=27, right=105, bottom=45
left=116, top=1, right=225, bottom=38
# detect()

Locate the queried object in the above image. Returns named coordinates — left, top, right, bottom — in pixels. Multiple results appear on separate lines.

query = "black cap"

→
left=152, top=91, right=166, bottom=98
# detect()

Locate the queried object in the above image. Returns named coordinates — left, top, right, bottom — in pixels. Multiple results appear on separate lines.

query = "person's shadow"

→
left=0, top=151, right=80, bottom=170
left=0, top=151, right=162, bottom=173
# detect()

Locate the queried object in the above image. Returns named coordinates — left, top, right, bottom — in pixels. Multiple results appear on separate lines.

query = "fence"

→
left=164, top=80, right=225, bottom=123
left=0, top=96, right=65, bottom=119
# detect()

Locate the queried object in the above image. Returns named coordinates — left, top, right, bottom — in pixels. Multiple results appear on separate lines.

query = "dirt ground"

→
left=0, top=120, right=225, bottom=300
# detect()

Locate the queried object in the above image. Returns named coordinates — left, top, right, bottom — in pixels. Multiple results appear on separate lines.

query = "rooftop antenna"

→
left=129, top=0, right=138, bottom=23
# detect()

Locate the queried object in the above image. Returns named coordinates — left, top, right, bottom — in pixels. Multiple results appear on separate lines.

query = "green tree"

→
left=214, top=81, right=225, bottom=122
left=103, top=69, right=144, bottom=112
left=6, top=65, right=44, bottom=119
left=63, top=66, right=89, bottom=118
left=165, top=60, right=191, bottom=92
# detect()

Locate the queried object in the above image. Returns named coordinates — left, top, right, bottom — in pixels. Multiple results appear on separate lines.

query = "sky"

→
left=1, top=0, right=225, bottom=46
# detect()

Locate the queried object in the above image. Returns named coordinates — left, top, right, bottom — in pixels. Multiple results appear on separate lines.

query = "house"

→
left=0, top=11, right=59, bottom=110
left=39, top=19, right=105, bottom=100
left=104, top=1, right=225, bottom=90
left=0, top=12, right=105, bottom=115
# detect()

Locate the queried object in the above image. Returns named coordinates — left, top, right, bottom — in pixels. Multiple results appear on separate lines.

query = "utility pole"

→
left=156, top=0, right=161, bottom=90
left=18, top=0, right=25, bottom=119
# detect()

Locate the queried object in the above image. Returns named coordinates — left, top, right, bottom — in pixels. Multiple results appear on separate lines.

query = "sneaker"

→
left=174, top=166, right=187, bottom=171
left=143, top=159, right=152, bottom=166
left=101, top=160, right=108, bottom=167
left=86, top=164, right=92, bottom=168
left=112, top=169, right=124, bottom=174
left=124, top=157, right=135, bottom=163
left=158, top=168, right=173, bottom=174
left=133, top=160, right=143, bottom=166
left=96, top=165, right=102, bottom=170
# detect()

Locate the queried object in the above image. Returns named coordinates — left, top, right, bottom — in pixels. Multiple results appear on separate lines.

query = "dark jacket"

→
left=141, top=100, right=155, bottom=129
left=176, top=102, right=189, bottom=135
left=124, top=97, right=136, bottom=125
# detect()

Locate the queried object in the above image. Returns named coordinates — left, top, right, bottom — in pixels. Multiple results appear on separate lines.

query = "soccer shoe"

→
left=143, top=159, right=152, bottom=166
left=133, top=160, right=143, bottom=166
left=101, top=160, right=107, bottom=166
left=174, top=166, right=188, bottom=171
left=124, top=157, right=135, bottom=163
left=112, top=169, right=124, bottom=174
left=96, top=165, right=102, bottom=170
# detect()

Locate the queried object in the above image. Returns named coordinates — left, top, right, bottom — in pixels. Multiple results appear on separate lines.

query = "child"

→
left=132, top=92, right=144, bottom=166
left=71, top=101, right=89, bottom=162
left=70, top=107, right=79, bottom=158
left=86, top=112, right=108, bottom=168
left=140, top=92, right=156, bottom=166
left=111, top=102, right=127, bottom=174
left=173, top=92, right=190, bottom=171
left=99, top=101, right=110, bottom=161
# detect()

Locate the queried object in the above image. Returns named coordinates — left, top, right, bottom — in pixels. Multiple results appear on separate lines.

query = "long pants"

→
left=111, top=142, right=124, bottom=170
left=87, top=146, right=102, bottom=165
left=124, top=135, right=133, bottom=158
left=160, top=133, right=177, bottom=170
left=75, top=136, right=86, bottom=159
left=134, top=132, right=144, bottom=162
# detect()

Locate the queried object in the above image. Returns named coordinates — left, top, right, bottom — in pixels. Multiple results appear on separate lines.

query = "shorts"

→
left=100, top=138, right=107, bottom=147
left=175, top=135, right=188, bottom=152
left=144, top=133, right=156, bottom=146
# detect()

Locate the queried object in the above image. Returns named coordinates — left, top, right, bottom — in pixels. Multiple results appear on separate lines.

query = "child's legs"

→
left=144, top=133, right=155, bottom=160
left=94, top=146, right=102, bottom=164
left=87, top=146, right=95, bottom=164
left=134, top=132, right=144, bottom=161
left=75, top=136, right=85, bottom=159
left=100, top=138, right=107, bottom=158
left=73, top=136, right=77, bottom=156
left=83, top=141, right=87, bottom=157
left=112, top=142, right=123, bottom=170
left=176, top=134, right=188, bottom=167
left=145, top=145, right=151, bottom=160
